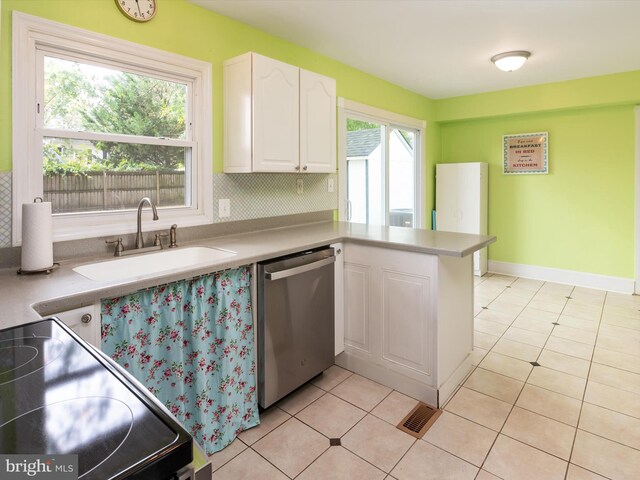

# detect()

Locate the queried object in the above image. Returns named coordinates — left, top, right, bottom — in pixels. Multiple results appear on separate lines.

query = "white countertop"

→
left=0, top=221, right=495, bottom=329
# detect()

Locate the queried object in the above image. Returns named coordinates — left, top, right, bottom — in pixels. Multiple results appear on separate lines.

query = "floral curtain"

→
left=101, top=267, right=259, bottom=455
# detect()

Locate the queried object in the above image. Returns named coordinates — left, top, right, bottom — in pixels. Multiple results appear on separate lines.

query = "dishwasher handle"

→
left=264, top=256, right=335, bottom=281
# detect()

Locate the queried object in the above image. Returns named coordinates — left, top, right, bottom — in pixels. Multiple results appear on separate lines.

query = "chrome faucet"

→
left=135, top=197, right=159, bottom=249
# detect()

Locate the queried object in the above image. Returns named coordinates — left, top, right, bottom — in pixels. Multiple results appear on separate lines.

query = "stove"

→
left=0, top=318, right=193, bottom=479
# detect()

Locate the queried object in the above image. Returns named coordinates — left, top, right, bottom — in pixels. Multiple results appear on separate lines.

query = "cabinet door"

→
left=343, top=261, right=372, bottom=354
left=51, top=304, right=100, bottom=349
left=300, top=69, right=336, bottom=173
left=252, top=54, right=300, bottom=172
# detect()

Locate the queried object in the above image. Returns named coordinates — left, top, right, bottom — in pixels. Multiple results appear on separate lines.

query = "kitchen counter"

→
left=0, top=221, right=495, bottom=330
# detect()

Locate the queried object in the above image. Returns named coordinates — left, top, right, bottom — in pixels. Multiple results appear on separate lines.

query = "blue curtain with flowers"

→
left=100, top=266, right=259, bottom=455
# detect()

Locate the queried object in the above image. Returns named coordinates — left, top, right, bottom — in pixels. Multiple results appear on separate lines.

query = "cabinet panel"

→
left=51, top=304, right=100, bottom=349
left=381, top=270, right=431, bottom=375
left=300, top=69, right=336, bottom=173
left=344, top=262, right=370, bottom=353
left=252, top=54, right=299, bottom=172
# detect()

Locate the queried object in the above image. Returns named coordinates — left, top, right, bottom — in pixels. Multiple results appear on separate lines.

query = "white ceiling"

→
left=190, top=0, right=640, bottom=99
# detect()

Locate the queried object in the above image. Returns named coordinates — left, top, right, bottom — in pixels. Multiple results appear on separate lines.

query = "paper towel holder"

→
left=17, top=197, right=59, bottom=275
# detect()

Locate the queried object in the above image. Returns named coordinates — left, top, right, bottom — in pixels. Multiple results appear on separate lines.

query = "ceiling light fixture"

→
left=491, top=51, right=531, bottom=72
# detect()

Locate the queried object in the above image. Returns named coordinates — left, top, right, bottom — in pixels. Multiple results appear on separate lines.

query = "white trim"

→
left=337, top=97, right=427, bottom=228
left=11, top=12, right=213, bottom=245
left=635, top=106, right=640, bottom=294
left=488, top=260, right=635, bottom=294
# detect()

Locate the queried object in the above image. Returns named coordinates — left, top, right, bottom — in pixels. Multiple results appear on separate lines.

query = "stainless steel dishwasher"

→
left=258, top=246, right=335, bottom=408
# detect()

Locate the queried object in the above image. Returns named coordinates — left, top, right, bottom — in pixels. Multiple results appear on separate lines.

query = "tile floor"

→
left=208, top=274, right=640, bottom=479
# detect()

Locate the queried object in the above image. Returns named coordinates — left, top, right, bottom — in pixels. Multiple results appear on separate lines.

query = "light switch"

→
left=328, top=178, right=334, bottom=193
left=218, top=198, right=230, bottom=218
left=296, top=178, right=303, bottom=194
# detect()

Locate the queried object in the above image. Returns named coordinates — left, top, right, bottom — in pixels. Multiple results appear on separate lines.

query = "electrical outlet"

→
left=218, top=198, right=230, bottom=218
left=296, top=178, right=303, bottom=194
left=327, top=178, right=334, bottom=193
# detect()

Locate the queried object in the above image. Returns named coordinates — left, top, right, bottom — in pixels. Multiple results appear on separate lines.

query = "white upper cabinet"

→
left=300, top=69, right=336, bottom=173
left=224, top=52, right=336, bottom=173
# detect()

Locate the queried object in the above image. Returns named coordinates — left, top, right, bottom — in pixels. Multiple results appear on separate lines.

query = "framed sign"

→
left=503, top=132, right=548, bottom=174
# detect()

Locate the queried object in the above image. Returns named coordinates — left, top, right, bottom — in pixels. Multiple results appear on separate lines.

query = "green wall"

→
left=437, top=99, right=636, bottom=279
left=0, top=0, right=435, bottom=197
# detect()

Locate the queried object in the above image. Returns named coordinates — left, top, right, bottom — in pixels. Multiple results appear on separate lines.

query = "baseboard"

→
left=437, top=355, right=473, bottom=408
left=488, top=260, right=635, bottom=294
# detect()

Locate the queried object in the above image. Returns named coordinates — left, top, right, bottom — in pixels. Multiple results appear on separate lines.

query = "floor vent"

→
left=396, top=402, right=442, bottom=439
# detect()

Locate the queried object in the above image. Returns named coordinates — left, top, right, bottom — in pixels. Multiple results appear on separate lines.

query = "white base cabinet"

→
left=49, top=303, right=101, bottom=349
left=436, top=162, right=488, bottom=276
left=337, top=243, right=474, bottom=407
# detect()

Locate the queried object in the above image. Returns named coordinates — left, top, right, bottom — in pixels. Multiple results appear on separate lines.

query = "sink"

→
left=73, top=246, right=237, bottom=282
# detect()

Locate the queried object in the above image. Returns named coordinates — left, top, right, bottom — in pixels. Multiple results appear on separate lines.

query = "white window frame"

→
left=12, top=12, right=213, bottom=246
left=337, top=97, right=426, bottom=228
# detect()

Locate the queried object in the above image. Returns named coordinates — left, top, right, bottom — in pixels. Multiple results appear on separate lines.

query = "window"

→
left=12, top=13, right=212, bottom=245
left=338, top=99, right=425, bottom=228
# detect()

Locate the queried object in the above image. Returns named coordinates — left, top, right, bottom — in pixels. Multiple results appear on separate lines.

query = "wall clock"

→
left=115, top=0, right=157, bottom=23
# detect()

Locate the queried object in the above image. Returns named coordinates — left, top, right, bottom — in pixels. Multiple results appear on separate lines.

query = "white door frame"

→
left=337, top=98, right=426, bottom=228
left=635, top=106, right=640, bottom=294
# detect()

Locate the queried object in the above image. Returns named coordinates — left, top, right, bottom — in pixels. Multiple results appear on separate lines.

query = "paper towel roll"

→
left=21, top=198, right=54, bottom=271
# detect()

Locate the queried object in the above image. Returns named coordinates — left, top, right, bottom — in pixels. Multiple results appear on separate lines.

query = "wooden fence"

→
left=43, top=171, right=185, bottom=213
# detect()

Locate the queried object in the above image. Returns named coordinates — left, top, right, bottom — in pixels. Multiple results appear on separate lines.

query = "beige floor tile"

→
left=579, top=402, right=640, bottom=450
left=566, top=464, right=609, bottom=480
left=495, top=292, right=531, bottom=307
left=370, top=390, right=419, bottom=426
left=599, top=323, right=640, bottom=341
left=589, top=362, right=640, bottom=395
left=483, top=434, right=567, bottom=480
left=475, top=470, right=502, bottom=480
left=538, top=349, right=590, bottom=378
left=475, top=295, right=495, bottom=308
left=605, top=292, right=640, bottom=307
left=331, top=374, right=392, bottom=411
left=596, top=332, right=640, bottom=357
left=516, top=384, right=582, bottom=426
left=572, top=286, right=606, bottom=300
left=519, top=306, right=560, bottom=323
left=464, top=368, right=524, bottom=404
left=492, top=338, right=542, bottom=362
left=563, top=302, right=602, bottom=322
left=297, top=446, right=386, bottom=480
left=253, top=418, right=328, bottom=478
left=593, top=347, right=640, bottom=374
left=584, top=381, right=640, bottom=419
left=391, top=441, right=478, bottom=480
left=276, top=383, right=325, bottom=415
left=571, top=430, right=640, bottom=480
left=237, top=406, right=290, bottom=445
left=512, top=277, right=544, bottom=291
left=469, top=347, right=488, bottom=366
left=422, top=411, right=497, bottom=467
left=602, top=312, right=640, bottom=331
left=296, top=392, right=366, bottom=438
left=341, top=414, right=415, bottom=473
left=539, top=281, right=573, bottom=295
left=545, top=336, right=594, bottom=360
left=208, top=438, right=247, bottom=472
left=528, top=298, right=566, bottom=314
left=486, top=301, right=525, bottom=316
left=511, top=316, right=555, bottom=335
left=474, top=331, right=500, bottom=350
left=474, top=318, right=509, bottom=336
left=527, top=366, right=586, bottom=399
left=502, top=326, right=549, bottom=348
left=444, top=387, right=512, bottom=431
left=312, top=365, right=353, bottom=391
left=502, top=406, right=576, bottom=460
left=211, top=448, right=288, bottom=479
left=603, top=303, right=640, bottom=319
left=551, top=325, right=597, bottom=345
left=479, top=351, right=533, bottom=381
left=558, top=314, right=599, bottom=332
left=474, top=305, right=483, bottom=317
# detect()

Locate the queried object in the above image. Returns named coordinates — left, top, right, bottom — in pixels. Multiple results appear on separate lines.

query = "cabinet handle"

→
left=81, top=313, right=92, bottom=324
left=295, top=165, right=300, bottom=171
left=302, top=165, right=308, bottom=171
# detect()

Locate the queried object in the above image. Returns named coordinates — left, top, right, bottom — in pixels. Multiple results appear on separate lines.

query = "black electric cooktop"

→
left=0, top=318, right=192, bottom=479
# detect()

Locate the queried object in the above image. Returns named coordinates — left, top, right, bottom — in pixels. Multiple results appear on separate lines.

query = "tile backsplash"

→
left=212, top=173, right=338, bottom=223
left=0, top=171, right=338, bottom=249
left=0, top=172, right=11, bottom=248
